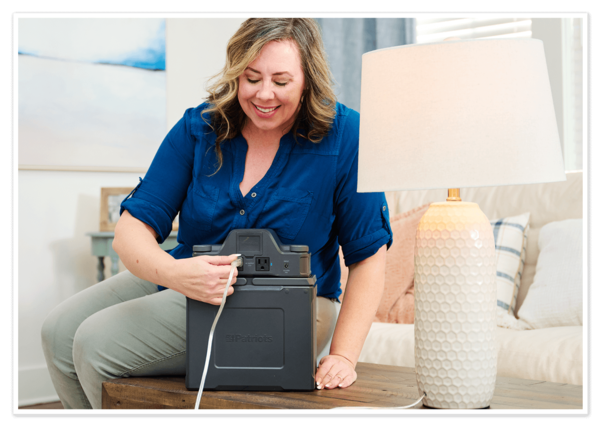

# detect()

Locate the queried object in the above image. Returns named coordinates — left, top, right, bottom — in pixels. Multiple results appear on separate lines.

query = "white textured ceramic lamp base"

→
left=414, top=202, right=498, bottom=409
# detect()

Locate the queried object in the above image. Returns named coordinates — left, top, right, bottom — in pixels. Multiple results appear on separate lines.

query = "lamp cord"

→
left=330, top=392, right=427, bottom=410
left=194, top=260, right=238, bottom=410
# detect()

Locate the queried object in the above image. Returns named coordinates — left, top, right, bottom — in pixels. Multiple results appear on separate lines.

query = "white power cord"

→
left=194, top=255, right=242, bottom=410
left=330, top=392, right=426, bottom=410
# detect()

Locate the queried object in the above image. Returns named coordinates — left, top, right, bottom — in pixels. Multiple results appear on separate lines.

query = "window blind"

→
left=416, top=17, right=532, bottom=44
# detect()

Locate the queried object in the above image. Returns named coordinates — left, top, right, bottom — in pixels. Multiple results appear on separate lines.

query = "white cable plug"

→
left=194, top=255, right=242, bottom=410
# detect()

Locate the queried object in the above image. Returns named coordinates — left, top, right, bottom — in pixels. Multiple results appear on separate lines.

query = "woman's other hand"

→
left=315, top=354, right=357, bottom=389
left=171, top=254, right=239, bottom=305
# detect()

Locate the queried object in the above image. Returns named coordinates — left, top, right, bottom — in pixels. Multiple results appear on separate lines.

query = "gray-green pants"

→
left=41, top=271, right=339, bottom=409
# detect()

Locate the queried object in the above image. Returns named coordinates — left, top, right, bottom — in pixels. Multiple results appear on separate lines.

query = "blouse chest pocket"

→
left=181, top=183, right=220, bottom=231
left=258, top=188, right=313, bottom=241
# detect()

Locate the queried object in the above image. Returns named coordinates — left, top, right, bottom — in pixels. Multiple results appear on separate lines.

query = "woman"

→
left=41, top=18, right=392, bottom=409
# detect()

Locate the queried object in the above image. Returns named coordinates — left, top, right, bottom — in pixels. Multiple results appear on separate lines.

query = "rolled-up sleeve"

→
left=120, top=108, right=196, bottom=243
left=333, top=109, right=393, bottom=266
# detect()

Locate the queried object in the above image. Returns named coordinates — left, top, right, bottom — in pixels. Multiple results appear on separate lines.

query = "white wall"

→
left=166, top=18, right=246, bottom=128
left=18, top=18, right=244, bottom=406
left=18, top=170, right=142, bottom=406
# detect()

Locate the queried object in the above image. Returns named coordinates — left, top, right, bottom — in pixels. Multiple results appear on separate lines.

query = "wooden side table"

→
left=86, top=232, right=179, bottom=282
left=102, top=363, right=583, bottom=410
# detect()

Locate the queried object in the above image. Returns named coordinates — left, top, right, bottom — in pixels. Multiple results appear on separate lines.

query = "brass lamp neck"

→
left=447, top=188, right=461, bottom=202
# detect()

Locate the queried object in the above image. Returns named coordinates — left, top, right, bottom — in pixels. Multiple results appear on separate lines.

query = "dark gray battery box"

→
left=185, top=229, right=317, bottom=391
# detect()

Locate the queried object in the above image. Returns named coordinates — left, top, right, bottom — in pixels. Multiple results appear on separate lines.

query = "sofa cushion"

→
left=359, top=323, right=582, bottom=385
left=358, top=323, right=415, bottom=368
left=516, top=219, right=583, bottom=329
left=495, top=325, right=582, bottom=385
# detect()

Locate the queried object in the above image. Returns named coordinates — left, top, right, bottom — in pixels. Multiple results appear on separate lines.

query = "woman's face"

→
left=238, top=39, right=305, bottom=136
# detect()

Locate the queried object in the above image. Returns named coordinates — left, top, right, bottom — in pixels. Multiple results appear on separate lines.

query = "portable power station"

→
left=185, top=229, right=317, bottom=391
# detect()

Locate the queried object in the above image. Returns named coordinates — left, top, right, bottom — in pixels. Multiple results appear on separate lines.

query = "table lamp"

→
left=357, top=38, right=565, bottom=409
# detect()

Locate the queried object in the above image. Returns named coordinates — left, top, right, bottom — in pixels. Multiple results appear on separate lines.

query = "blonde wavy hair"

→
left=203, top=18, right=337, bottom=173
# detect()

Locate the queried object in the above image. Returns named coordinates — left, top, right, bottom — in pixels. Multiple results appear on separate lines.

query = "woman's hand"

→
left=114, top=211, right=238, bottom=304
left=169, top=254, right=239, bottom=305
left=315, top=354, right=357, bottom=389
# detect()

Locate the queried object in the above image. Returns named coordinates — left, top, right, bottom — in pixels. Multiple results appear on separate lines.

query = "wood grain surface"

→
left=101, top=362, right=583, bottom=410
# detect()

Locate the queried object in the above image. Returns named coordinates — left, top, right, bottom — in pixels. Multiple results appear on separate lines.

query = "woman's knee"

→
left=72, top=313, right=111, bottom=379
left=43, top=272, right=156, bottom=369
left=72, top=291, right=187, bottom=382
left=41, top=303, right=79, bottom=376
left=72, top=307, right=137, bottom=382
left=40, top=308, right=58, bottom=357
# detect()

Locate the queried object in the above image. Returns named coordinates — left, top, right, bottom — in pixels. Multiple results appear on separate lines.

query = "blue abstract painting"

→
left=18, top=18, right=167, bottom=170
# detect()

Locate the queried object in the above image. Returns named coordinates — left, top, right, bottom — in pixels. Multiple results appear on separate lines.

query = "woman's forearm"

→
left=329, top=245, right=387, bottom=366
left=112, top=210, right=178, bottom=290
left=113, top=210, right=239, bottom=305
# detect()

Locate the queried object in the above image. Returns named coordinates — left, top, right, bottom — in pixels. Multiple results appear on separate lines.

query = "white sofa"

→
left=355, top=171, right=583, bottom=386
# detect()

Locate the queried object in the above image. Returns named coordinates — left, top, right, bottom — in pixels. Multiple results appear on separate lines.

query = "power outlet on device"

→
left=256, top=257, right=270, bottom=271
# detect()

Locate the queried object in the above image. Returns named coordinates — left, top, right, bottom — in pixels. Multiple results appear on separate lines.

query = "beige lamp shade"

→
left=357, top=38, right=566, bottom=192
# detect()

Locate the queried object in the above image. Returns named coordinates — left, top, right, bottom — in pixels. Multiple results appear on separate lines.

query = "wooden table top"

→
left=102, top=362, right=583, bottom=410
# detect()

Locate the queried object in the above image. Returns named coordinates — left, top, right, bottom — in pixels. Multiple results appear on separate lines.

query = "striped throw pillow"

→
left=490, top=212, right=530, bottom=318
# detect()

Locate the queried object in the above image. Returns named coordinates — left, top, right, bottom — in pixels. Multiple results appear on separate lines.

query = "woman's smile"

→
left=252, top=103, right=280, bottom=118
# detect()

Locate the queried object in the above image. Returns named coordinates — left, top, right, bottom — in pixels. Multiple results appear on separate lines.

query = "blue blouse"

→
left=120, top=101, right=393, bottom=300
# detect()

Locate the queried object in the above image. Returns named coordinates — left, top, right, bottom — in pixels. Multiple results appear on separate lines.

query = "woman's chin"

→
left=247, top=118, right=289, bottom=135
